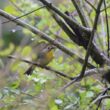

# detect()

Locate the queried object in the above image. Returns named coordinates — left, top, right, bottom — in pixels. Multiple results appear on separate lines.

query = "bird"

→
left=24, top=42, right=55, bottom=75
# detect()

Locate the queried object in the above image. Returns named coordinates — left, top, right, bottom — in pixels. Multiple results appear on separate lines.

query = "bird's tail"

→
left=24, top=65, right=35, bottom=75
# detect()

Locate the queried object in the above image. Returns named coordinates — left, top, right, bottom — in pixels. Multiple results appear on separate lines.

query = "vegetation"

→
left=0, top=0, right=110, bottom=110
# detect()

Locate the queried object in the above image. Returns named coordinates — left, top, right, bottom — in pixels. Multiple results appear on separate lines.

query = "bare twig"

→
left=101, top=4, right=110, bottom=12
left=90, top=95, right=110, bottom=108
left=7, top=55, right=73, bottom=80
left=79, top=0, right=104, bottom=79
left=104, top=0, right=110, bottom=57
left=85, top=0, right=96, bottom=11
left=60, top=0, right=104, bottom=90
left=39, top=0, right=91, bottom=35
left=96, top=87, right=110, bottom=110
left=77, top=0, right=104, bottom=78
left=9, top=0, right=24, bottom=13
left=71, top=0, right=89, bottom=27
left=0, top=9, right=78, bottom=57
left=2, top=5, right=46, bottom=24
left=60, top=67, right=110, bottom=91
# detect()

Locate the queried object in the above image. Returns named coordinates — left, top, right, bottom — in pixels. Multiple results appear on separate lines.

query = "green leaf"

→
left=0, top=43, right=14, bottom=57
left=21, top=46, right=32, bottom=56
left=86, top=91, right=94, bottom=98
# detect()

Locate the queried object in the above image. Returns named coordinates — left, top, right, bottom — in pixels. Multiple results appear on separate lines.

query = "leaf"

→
left=86, top=91, right=94, bottom=98
left=21, top=46, right=32, bottom=56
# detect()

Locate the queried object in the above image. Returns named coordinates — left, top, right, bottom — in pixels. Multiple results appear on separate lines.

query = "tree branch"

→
left=60, top=66, right=110, bottom=91
left=39, top=0, right=92, bottom=36
left=7, top=55, right=73, bottom=80
left=104, top=0, right=110, bottom=57
left=71, top=0, right=89, bottom=27
left=0, top=9, right=77, bottom=57
left=64, top=0, right=104, bottom=88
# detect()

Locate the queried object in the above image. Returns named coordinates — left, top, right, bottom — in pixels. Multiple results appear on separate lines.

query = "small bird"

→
left=24, top=43, right=55, bottom=75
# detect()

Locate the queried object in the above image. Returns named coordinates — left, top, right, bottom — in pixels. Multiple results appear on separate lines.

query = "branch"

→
left=96, top=87, right=110, bottom=110
left=40, top=0, right=110, bottom=66
left=85, top=0, right=96, bottom=11
left=9, top=0, right=24, bottom=13
left=104, top=0, right=110, bottom=57
left=7, top=55, right=73, bottom=80
left=0, top=9, right=77, bottom=57
left=47, top=10, right=95, bottom=68
left=39, top=0, right=91, bottom=35
left=89, top=95, right=110, bottom=108
left=63, top=0, right=104, bottom=89
left=71, top=0, right=89, bottom=27
left=64, top=11, right=110, bottom=66
left=101, top=3, right=110, bottom=12
left=60, top=66, right=110, bottom=91
left=79, top=0, right=104, bottom=78
left=2, top=6, right=46, bottom=24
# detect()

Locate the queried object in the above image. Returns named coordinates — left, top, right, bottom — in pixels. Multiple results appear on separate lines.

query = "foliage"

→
left=0, top=0, right=110, bottom=110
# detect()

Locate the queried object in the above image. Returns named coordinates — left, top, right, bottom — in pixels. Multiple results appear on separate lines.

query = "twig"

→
left=0, top=9, right=78, bottom=57
left=101, top=4, right=110, bottom=12
left=104, top=0, right=110, bottom=58
left=96, top=87, right=110, bottom=110
left=85, top=0, right=96, bottom=11
left=2, top=5, right=46, bottom=24
left=60, top=67, right=110, bottom=91
left=71, top=0, right=89, bottom=27
left=7, top=55, right=73, bottom=80
left=79, top=0, right=103, bottom=78
left=60, top=0, right=104, bottom=90
left=39, top=0, right=91, bottom=35
left=90, top=95, right=110, bottom=108
left=9, top=0, right=24, bottom=13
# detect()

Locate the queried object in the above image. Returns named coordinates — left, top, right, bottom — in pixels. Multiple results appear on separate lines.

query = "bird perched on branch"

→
left=24, top=42, right=55, bottom=75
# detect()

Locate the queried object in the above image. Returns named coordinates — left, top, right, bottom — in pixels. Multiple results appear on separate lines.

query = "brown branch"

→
left=7, top=55, right=73, bottom=80
left=40, top=0, right=110, bottom=66
left=62, top=0, right=104, bottom=89
left=101, top=3, right=110, bottom=12
left=39, top=0, right=92, bottom=35
left=2, top=6, right=46, bottom=24
left=9, top=0, right=24, bottom=13
left=96, top=87, right=110, bottom=110
left=0, top=9, right=77, bottom=57
left=78, top=0, right=104, bottom=79
left=104, top=0, right=110, bottom=57
left=85, top=0, right=96, bottom=11
left=89, top=95, right=110, bottom=108
left=60, top=66, right=110, bottom=91
left=71, top=0, right=89, bottom=27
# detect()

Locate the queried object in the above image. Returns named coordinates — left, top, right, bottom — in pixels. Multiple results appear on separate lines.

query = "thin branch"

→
left=80, top=0, right=103, bottom=78
left=0, top=9, right=95, bottom=69
left=9, top=0, right=24, bottom=13
left=89, top=95, right=110, bottom=108
left=7, top=55, right=73, bottom=80
left=39, top=0, right=92, bottom=35
left=101, top=3, right=110, bottom=12
left=96, top=87, right=110, bottom=110
left=71, top=0, right=89, bottom=27
left=60, top=0, right=104, bottom=90
left=64, top=11, right=110, bottom=66
left=0, top=9, right=77, bottom=57
left=104, top=0, right=110, bottom=57
left=85, top=0, right=96, bottom=11
left=60, top=66, right=110, bottom=91
left=79, top=0, right=104, bottom=78
left=2, top=6, right=46, bottom=24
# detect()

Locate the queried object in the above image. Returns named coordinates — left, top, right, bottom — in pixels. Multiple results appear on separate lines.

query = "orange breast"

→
left=46, top=50, right=54, bottom=61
